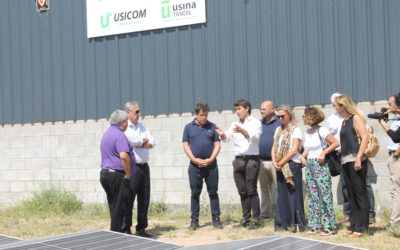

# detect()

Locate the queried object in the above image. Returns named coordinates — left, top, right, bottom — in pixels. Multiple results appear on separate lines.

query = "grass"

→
left=23, top=188, right=83, bottom=216
left=1, top=189, right=400, bottom=249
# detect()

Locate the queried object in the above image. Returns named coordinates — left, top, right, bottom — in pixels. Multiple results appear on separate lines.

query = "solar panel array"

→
left=0, top=235, right=20, bottom=247
left=0, top=231, right=364, bottom=250
left=0, top=230, right=181, bottom=250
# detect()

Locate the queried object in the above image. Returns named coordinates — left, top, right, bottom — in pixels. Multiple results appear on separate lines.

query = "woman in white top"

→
left=301, top=107, right=339, bottom=236
left=271, top=105, right=306, bottom=232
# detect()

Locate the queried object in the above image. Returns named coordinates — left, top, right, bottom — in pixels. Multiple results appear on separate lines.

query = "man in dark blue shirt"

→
left=258, top=101, right=281, bottom=219
left=182, top=103, right=222, bottom=230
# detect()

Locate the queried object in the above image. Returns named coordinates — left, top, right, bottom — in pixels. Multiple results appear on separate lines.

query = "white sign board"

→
left=86, top=0, right=207, bottom=38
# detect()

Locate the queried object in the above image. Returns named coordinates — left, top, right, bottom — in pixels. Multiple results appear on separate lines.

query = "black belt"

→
left=260, top=156, right=272, bottom=161
left=235, top=155, right=259, bottom=160
left=102, top=169, right=125, bottom=174
left=136, top=163, right=148, bottom=167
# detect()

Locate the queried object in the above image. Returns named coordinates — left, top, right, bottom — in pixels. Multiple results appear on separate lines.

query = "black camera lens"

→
left=368, top=110, right=389, bottom=121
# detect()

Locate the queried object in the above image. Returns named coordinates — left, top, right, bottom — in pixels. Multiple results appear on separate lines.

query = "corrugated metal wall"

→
left=0, top=0, right=399, bottom=124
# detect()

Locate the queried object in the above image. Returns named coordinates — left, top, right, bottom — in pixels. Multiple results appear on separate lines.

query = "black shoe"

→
left=212, top=217, right=223, bottom=229
left=188, top=219, right=199, bottom=231
left=123, top=229, right=132, bottom=235
left=238, top=219, right=250, bottom=227
left=136, top=229, right=152, bottom=238
left=248, top=221, right=260, bottom=230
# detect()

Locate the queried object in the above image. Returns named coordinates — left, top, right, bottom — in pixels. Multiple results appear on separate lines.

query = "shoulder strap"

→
left=316, top=127, right=326, bottom=149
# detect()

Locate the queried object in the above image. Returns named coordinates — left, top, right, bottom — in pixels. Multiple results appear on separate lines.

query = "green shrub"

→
left=23, top=189, right=83, bottom=216
left=148, top=202, right=167, bottom=216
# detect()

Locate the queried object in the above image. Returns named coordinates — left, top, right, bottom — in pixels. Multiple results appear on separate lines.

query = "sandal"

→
left=308, top=228, right=319, bottom=234
left=343, top=230, right=353, bottom=236
left=320, top=229, right=336, bottom=236
left=349, top=232, right=363, bottom=238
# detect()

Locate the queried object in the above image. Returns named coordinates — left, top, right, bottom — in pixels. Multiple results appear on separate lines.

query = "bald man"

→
left=258, top=101, right=281, bottom=219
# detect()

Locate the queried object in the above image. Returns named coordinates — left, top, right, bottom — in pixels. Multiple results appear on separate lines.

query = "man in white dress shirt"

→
left=216, top=99, right=262, bottom=229
left=122, top=101, right=156, bottom=237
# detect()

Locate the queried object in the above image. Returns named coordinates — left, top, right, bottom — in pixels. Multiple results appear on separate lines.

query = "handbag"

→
left=317, top=128, right=342, bottom=176
left=353, top=120, right=380, bottom=158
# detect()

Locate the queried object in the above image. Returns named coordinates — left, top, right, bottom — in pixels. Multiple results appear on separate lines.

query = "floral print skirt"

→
left=305, top=158, right=336, bottom=229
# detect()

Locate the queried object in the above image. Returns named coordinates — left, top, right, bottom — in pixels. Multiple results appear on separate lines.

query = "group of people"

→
left=100, top=102, right=155, bottom=237
left=99, top=92, right=400, bottom=238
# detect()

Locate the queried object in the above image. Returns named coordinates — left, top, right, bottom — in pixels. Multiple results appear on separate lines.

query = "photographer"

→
left=377, top=92, right=400, bottom=144
left=376, top=93, right=400, bottom=227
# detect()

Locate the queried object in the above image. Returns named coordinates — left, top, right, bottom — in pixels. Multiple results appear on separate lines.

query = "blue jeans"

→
left=188, top=162, right=220, bottom=220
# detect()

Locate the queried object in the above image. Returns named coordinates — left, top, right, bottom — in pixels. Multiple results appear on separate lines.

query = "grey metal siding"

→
left=0, top=0, right=399, bottom=124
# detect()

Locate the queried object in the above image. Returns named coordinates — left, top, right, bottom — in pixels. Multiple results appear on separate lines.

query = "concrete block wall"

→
left=0, top=100, right=393, bottom=216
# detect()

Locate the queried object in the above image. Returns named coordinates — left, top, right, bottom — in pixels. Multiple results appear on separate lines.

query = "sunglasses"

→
left=133, top=110, right=140, bottom=114
left=277, top=115, right=286, bottom=119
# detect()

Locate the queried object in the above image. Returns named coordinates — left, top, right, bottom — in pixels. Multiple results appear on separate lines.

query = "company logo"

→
left=100, top=13, right=112, bottom=28
left=161, top=0, right=170, bottom=18
left=161, top=0, right=197, bottom=19
left=38, top=0, right=46, bottom=7
left=100, top=9, right=147, bottom=28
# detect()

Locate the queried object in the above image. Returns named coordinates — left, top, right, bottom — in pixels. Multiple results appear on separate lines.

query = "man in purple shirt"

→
left=100, top=110, right=136, bottom=232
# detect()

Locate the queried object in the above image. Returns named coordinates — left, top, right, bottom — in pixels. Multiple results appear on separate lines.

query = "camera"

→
left=368, top=108, right=388, bottom=121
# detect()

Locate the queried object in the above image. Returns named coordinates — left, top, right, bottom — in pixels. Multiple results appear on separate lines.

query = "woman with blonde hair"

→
left=301, top=106, right=339, bottom=235
left=271, top=105, right=306, bottom=232
left=334, top=95, right=369, bottom=237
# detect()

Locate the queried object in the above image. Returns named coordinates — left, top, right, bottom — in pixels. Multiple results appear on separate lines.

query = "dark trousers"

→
left=188, top=162, right=220, bottom=220
left=340, top=162, right=375, bottom=217
left=123, top=164, right=151, bottom=232
left=342, top=160, right=369, bottom=233
left=100, top=169, right=129, bottom=232
left=232, top=156, right=261, bottom=220
left=275, top=161, right=306, bottom=231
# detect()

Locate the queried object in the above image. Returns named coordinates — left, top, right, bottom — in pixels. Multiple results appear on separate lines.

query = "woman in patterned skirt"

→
left=301, top=107, right=339, bottom=235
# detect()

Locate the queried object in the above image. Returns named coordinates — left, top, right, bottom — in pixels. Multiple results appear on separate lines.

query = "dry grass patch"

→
left=1, top=194, right=400, bottom=249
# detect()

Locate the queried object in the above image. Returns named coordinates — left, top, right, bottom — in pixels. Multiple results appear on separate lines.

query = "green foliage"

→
left=148, top=202, right=168, bottom=216
left=22, top=189, right=83, bottom=216
left=381, top=207, right=392, bottom=222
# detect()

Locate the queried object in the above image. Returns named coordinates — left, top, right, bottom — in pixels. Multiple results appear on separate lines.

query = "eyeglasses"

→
left=277, top=115, right=286, bottom=119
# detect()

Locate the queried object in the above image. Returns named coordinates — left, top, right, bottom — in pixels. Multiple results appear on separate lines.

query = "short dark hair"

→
left=195, top=103, right=210, bottom=114
left=233, top=99, right=251, bottom=114
left=395, top=92, right=400, bottom=107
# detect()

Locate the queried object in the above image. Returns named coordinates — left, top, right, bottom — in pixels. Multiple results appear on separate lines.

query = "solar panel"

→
left=182, top=236, right=280, bottom=250
left=0, top=232, right=365, bottom=250
left=0, top=235, right=21, bottom=246
left=240, top=236, right=365, bottom=250
left=0, top=230, right=182, bottom=250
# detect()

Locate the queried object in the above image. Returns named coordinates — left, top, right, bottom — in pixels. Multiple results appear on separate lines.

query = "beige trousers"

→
left=388, top=156, right=400, bottom=225
left=258, top=160, right=277, bottom=218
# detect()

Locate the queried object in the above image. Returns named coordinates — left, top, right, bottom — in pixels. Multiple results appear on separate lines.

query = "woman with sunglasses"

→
left=301, top=107, right=339, bottom=236
left=334, top=95, right=369, bottom=238
left=271, top=105, right=306, bottom=232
